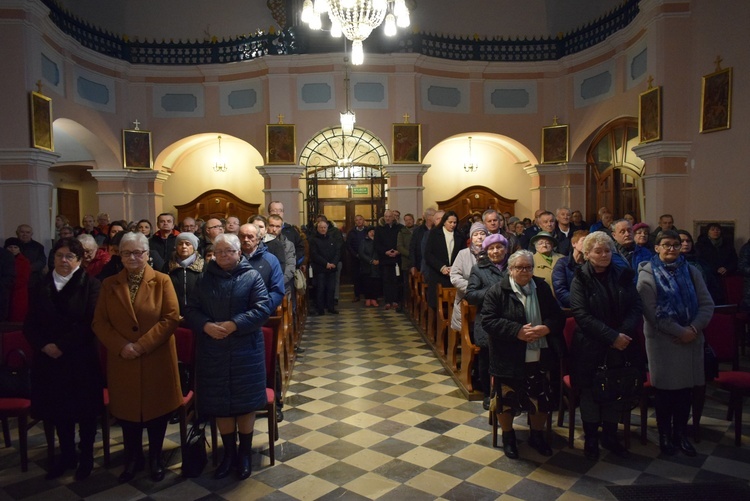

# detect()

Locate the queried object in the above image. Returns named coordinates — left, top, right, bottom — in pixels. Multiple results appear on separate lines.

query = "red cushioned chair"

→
left=0, top=330, right=36, bottom=471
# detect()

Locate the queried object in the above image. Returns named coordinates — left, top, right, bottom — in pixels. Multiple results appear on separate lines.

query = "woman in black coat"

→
left=184, top=234, right=273, bottom=480
left=570, top=231, right=644, bottom=460
left=358, top=226, right=381, bottom=306
left=694, top=222, right=738, bottom=279
left=482, top=249, right=564, bottom=459
left=168, top=232, right=204, bottom=315
left=424, top=210, right=464, bottom=309
left=24, top=238, right=103, bottom=480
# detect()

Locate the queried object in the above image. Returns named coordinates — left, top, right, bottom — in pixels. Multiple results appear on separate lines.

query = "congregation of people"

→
left=1, top=202, right=749, bottom=481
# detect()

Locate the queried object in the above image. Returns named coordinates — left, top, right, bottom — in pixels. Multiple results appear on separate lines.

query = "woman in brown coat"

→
left=93, top=231, right=182, bottom=483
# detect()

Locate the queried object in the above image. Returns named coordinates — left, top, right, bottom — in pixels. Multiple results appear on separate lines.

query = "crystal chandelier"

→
left=213, top=135, right=228, bottom=172
left=463, top=136, right=478, bottom=173
left=301, top=0, right=411, bottom=65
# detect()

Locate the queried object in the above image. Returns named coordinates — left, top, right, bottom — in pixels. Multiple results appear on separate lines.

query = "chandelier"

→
left=463, top=136, right=478, bottom=173
left=213, top=135, right=228, bottom=172
left=301, top=0, right=411, bottom=65
left=340, top=63, right=355, bottom=134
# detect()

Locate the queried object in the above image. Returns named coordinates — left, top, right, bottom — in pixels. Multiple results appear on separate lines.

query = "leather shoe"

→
left=528, top=430, right=553, bottom=456
left=482, top=397, right=491, bottom=411
left=295, top=346, right=306, bottom=353
left=118, top=455, right=145, bottom=483
left=149, top=456, right=165, bottom=482
left=46, top=455, right=78, bottom=480
left=502, top=430, right=518, bottom=459
left=674, top=434, right=697, bottom=457
left=276, top=407, right=284, bottom=422
left=659, top=434, right=677, bottom=456
left=75, top=458, right=94, bottom=481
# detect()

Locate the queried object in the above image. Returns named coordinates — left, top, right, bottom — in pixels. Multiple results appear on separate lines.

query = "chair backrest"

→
left=437, top=285, right=457, bottom=324
left=722, top=275, right=743, bottom=306
left=262, top=324, right=279, bottom=391
left=174, top=327, right=195, bottom=365
left=703, top=312, right=739, bottom=370
left=2, top=330, right=33, bottom=368
left=460, top=299, right=477, bottom=329
left=562, top=317, right=577, bottom=350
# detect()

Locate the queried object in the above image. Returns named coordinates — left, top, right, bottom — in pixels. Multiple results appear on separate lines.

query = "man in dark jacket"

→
left=310, top=220, right=341, bottom=315
left=15, top=224, right=46, bottom=288
left=268, top=201, right=306, bottom=272
left=149, top=213, right=180, bottom=266
left=375, top=210, right=403, bottom=309
left=347, top=214, right=368, bottom=302
left=239, top=224, right=285, bottom=312
left=409, top=208, right=435, bottom=276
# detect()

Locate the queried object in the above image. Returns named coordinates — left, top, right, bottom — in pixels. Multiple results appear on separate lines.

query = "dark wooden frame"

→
left=122, top=129, right=153, bottom=169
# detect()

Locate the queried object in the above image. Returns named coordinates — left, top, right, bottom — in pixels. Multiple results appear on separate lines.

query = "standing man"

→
left=148, top=213, right=180, bottom=265
left=238, top=224, right=285, bottom=312
left=553, top=207, right=573, bottom=256
left=347, top=215, right=368, bottom=302
left=519, top=209, right=544, bottom=250
left=309, top=220, right=340, bottom=315
left=15, top=224, right=46, bottom=287
left=375, top=210, right=403, bottom=310
left=268, top=201, right=306, bottom=273
left=396, top=213, right=416, bottom=312
left=225, top=216, right=241, bottom=235
left=201, top=218, right=225, bottom=255
left=268, top=214, right=296, bottom=295
left=524, top=211, right=556, bottom=251
left=409, top=208, right=436, bottom=276
left=611, top=219, right=651, bottom=273
left=181, top=217, right=198, bottom=234
left=648, top=214, right=677, bottom=249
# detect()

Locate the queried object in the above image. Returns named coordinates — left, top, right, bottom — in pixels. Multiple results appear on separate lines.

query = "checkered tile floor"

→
left=1, top=288, right=749, bottom=500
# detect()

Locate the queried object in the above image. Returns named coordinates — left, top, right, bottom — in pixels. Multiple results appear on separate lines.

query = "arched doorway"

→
left=586, top=118, right=645, bottom=222
left=299, top=126, right=389, bottom=232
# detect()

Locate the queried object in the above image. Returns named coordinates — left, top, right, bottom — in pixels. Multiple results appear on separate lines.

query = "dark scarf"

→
left=650, top=254, right=699, bottom=325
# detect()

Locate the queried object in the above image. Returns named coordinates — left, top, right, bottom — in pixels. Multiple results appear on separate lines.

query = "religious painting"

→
left=266, top=124, right=296, bottom=164
left=30, top=91, right=53, bottom=151
left=700, top=67, right=732, bottom=133
left=541, top=124, right=568, bottom=164
left=122, top=129, right=153, bottom=169
left=392, top=123, right=421, bottom=163
left=639, top=86, right=661, bottom=143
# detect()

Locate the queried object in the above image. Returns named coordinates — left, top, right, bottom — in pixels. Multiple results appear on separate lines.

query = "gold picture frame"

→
left=392, top=123, right=421, bottom=163
left=639, top=86, right=661, bottom=143
left=700, top=67, right=732, bottom=133
left=266, top=124, right=296, bottom=164
left=541, top=124, right=568, bottom=164
left=122, top=129, right=153, bottom=169
left=30, top=91, right=53, bottom=151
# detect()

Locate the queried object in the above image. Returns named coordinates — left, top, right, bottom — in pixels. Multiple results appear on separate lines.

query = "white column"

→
left=256, top=165, right=306, bottom=226
left=383, top=164, right=431, bottom=218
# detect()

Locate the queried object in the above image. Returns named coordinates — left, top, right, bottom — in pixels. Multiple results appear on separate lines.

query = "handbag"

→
left=294, top=268, right=307, bottom=290
left=181, top=421, right=208, bottom=478
left=592, top=350, right=642, bottom=408
left=0, top=349, right=31, bottom=399
left=703, top=341, right=719, bottom=382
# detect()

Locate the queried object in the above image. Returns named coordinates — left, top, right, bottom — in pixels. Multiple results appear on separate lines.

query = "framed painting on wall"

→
left=541, top=124, right=568, bottom=164
left=122, top=129, right=153, bottom=169
left=392, top=123, right=421, bottom=163
left=266, top=124, right=296, bottom=164
left=700, top=67, right=732, bottom=133
left=639, top=86, right=661, bottom=143
left=30, top=91, right=53, bottom=151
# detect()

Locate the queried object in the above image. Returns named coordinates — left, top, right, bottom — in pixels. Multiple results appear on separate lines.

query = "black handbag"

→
left=592, top=350, right=642, bottom=408
left=181, top=421, right=208, bottom=478
left=0, top=349, right=31, bottom=399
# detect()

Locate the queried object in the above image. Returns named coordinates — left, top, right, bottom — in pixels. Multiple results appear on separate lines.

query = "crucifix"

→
left=714, top=55, right=723, bottom=72
left=647, top=75, right=654, bottom=89
left=552, top=116, right=559, bottom=126
left=132, top=119, right=141, bottom=130
left=277, top=114, right=284, bottom=124
left=35, top=80, right=43, bottom=93
left=402, top=113, right=410, bottom=124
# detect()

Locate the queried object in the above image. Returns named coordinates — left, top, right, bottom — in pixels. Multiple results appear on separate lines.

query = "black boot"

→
left=659, top=433, right=678, bottom=456
left=75, top=418, right=97, bottom=481
left=237, top=432, right=253, bottom=479
left=214, top=432, right=237, bottom=479
left=119, top=452, right=145, bottom=483
left=601, top=422, right=629, bottom=458
left=149, top=450, right=165, bottom=482
left=501, top=430, right=518, bottom=459
left=673, top=428, right=697, bottom=457
left=528, top=430, right=553, bottom=456
left=582, top=422, right=600, bottom=460
left=46, top=421, right=78, bottom=480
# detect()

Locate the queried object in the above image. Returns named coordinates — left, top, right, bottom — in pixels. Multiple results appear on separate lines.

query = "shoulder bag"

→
left=591, top=349, right=642, bottom=409
left=181, top=420, right=208, bottom=478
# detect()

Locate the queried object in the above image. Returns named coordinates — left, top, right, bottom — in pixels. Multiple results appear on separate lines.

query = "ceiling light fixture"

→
left=340, top=63, right=355, bottom=135
left=464, top=136, right=478, bottom=173
left=213, top=135, right=228, bottom=172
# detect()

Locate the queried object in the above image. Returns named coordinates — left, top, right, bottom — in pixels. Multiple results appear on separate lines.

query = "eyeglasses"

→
left=214, top=249, right=238, bottom=256
left=659, top=243, right=681, bottom=251
left=120, top=250, right=148, bottom=258
left=54, top=253, right=78, bottom=261
left=512, top=266, right=534, bottom=272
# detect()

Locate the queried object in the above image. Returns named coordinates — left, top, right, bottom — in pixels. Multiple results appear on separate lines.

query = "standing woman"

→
left=637, top=230, right=714, bottom=456
left=358, top=226, right=381, bottom=307
left=450, top=222, right=488, bottom=334
left=424, top=210, right=464, bottom=312
left=184, top=234, right=272, bottom=480
left=168, top=232, right=204, bottom=315
left=93, top=232, right=182, bottom=483
left=24, top=238, right=102, bottom=480
left=570, top=231, right=644, bottom=460
left=481, top=250, right=565, bottom=459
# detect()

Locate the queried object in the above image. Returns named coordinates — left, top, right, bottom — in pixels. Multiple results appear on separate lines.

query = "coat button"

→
left=132, top=326, right=138, bottom=332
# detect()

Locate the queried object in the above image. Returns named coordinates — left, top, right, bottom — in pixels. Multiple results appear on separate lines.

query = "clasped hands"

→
left=204, top=321, right=238, bottom=340
left=120, top=342, right=144, bottom=360
left=673, top=326, right=698, bottom=345
left=516, top=324, right=549, bottom=343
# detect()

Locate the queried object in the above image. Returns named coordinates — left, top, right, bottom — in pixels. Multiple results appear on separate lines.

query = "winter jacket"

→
left=184, top=259, right=272, bottom=418
left=149, top=230, right=180, bottom=264
left=358, top=237, right=380, bottom=278
left=449, top=247, right=480, bottom=332
left=465, top=256, right=506, bottom=347
left=695, top=234, right=738, bottom=276
left=569, top=261, right=644, bottom=388
left=310, top=231, right=341, bottom=274
left=168, top=254, right=205, bottom=315
left=481, top=275, right=565, bottom=379
left=24, top=269, right=103, bottom=420
left=243, top=242, right=285, bottom=312
left=552, top=255, right=583, bottom=308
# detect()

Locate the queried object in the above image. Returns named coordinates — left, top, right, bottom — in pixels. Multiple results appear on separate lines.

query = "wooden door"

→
left=174, top=189, right=260, bottom=224
left=57, top=188, right=80, bottom=226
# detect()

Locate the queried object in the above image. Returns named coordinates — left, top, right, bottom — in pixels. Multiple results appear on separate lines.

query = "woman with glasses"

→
left=481, top=249, right=564, bottom=459
left=570, top=231, right=644, bottom=460
left=185, top=233, right=272, bottom=480
left=93, top=232, right=182, bottom=483
left=24, top=238, right=103, bottom=480
left=637, top=230, right=714, bottom=456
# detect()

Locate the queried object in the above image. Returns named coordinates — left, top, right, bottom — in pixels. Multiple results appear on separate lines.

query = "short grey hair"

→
left=508, top=249, right=534, bottom=269
left=582, top=231, right=615, bottom=255
left=77, top=234, right=97, bottom=249
left=214, top=233, right=241, bottom=251
left=610, top=218, right=631, bottom=232
left=120, top=231, right=149, bottom=250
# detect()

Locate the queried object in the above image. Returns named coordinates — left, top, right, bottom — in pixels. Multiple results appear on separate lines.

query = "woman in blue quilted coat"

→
left=185, top=233, right=272, bottom=480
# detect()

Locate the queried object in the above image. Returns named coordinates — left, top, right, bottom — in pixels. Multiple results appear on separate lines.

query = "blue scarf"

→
left=650, top=254, right=699, bottom=325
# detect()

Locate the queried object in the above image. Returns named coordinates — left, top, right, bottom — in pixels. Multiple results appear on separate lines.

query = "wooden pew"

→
left=436, top=285, right=456, bottom=358
left=458, top=299, right=480, bottom=392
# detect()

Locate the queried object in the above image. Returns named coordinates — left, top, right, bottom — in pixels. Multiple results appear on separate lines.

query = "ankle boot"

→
left=673, top=428, right=697, bottom=457
left=501, top=430, right=518, bottom=459
left=658, top=433, right=677, bottom=456
left=237, top=432, right=253, bottom=479
left=215, top=432, right=237, bottom=479
left=601, top=422, right=629, bottom=458
left=582, top=422, right=600, bottom=460
left=75, top=443, right=95, bottom=481
left=528, top=430, right=553, bottom=456
left=149, top=450, right=165, bottom=482
left=119, top=452, right=145, bottom=483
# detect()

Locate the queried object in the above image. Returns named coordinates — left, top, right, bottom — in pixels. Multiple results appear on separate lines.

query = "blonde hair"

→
left=582, top=231, right=615, bottom=255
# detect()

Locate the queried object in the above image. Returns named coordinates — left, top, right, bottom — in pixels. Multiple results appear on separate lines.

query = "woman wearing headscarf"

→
left=637, top=230, right=714, bottom=456
left=168, top=232, right=204, bottom=315
left=93, top=232, right=182, bottom=483
left=450, top=222, right=488, bottom=334
left=482, top=249, right=565, bottom=459
left=465, top=233, right=510, bottom=409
